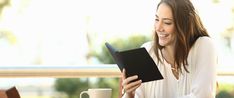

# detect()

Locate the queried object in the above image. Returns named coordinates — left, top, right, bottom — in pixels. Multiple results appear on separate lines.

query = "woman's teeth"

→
left=159, top=34, right=169, bottom=37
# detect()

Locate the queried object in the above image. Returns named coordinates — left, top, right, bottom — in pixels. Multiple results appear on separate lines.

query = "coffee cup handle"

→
left=80, top=91, right=88, bottom=98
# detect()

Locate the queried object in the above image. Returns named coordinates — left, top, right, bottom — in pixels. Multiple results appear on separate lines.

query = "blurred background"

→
left=0, top=0, right=233, bottom=98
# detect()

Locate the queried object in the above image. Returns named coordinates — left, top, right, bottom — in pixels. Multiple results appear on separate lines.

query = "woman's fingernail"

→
left=135, top=75, right=138, bottom=78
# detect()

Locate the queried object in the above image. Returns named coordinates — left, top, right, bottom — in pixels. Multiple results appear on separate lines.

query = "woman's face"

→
left=155, top=3, right=176, bottom=47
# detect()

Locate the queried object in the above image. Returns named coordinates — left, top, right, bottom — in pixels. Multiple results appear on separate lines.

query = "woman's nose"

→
left=156, top=22, right=163, bottom=32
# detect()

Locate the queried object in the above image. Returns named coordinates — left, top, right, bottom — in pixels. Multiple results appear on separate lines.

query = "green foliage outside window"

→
left=54, top=78, right=89, bottom=98
left=216, top=83, right=234, bottom=98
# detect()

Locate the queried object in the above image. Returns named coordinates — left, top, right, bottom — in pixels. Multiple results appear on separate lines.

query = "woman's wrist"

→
left=126, top=92, right=135, bottom=98
left=122, top=90, right=134, bottom=98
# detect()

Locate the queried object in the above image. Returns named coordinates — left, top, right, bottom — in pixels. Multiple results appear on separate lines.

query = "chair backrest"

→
left=0, top=86, right=21, bottom=98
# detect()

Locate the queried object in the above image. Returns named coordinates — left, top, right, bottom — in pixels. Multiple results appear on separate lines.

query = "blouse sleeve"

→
left=179, top=37, right=218, bottom=98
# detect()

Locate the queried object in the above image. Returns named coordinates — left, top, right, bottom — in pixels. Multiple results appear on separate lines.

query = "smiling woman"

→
left=121, top=0, right=218, bottom=98
left=0, top=0, right=234, bottom=98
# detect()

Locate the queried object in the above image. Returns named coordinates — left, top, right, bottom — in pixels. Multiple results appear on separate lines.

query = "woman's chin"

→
left=159, top=43, right=166, bottom=47
left=159, top=41, right=167, bottom=46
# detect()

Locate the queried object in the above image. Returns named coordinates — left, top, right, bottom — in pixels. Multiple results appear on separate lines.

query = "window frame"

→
left=0, top=64, right=121, bottom=78
left=0, top=64, right=233, bottom=78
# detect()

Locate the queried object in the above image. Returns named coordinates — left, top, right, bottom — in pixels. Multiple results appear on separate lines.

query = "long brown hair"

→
left=153, top=0, right=209, bottom=73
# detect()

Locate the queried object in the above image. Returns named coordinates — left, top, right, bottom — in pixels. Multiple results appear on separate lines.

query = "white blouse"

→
left=122, top=37, right=217, bottom=98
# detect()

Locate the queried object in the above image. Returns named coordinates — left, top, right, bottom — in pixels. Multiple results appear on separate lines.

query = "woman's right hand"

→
left=122, top=69, right=142, bottom=98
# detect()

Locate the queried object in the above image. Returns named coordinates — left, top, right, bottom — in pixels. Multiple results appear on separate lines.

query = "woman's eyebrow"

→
left=155, top=15, right=173, bottom=21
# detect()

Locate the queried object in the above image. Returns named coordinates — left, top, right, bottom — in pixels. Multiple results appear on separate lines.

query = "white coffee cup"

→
left=80, top=88, right=112, bottom=98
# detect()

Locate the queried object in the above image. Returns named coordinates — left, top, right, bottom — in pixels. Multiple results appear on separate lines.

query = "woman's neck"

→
left=162, top=45, right=175, bottom=65
left=163, top=45, right=179, bottom=80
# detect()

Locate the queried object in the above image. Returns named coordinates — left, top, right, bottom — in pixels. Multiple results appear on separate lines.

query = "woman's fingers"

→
left=124, top=79, right=142, bottom=92
left=122, top=75, right=138, bottom=86
left=122, top=69, right=126, bottom=79
left=122, top=69, right=142, bottom=95
left=126, top=82, right=142, bottom=93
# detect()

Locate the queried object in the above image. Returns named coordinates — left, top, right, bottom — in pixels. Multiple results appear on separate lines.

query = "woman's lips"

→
left=158, top=34, right=169, bottom=38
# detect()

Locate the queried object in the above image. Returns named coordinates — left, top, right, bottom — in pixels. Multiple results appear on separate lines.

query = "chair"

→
left=0, top=86, right=21, bottom=98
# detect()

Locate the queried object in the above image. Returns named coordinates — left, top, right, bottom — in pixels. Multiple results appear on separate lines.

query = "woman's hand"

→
left=122, top=69, right=142, bottom=98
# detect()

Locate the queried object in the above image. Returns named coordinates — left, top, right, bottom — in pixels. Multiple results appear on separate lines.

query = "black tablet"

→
left=105, top=42, right=163, bottom=83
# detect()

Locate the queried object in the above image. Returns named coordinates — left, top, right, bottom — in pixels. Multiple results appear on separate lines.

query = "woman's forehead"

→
left=156, top=3, right=173, bottom=19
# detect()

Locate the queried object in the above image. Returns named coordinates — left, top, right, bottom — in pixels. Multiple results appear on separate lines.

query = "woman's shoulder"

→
left=190, top=36, right=217, bottom=59
left=196, top=36, right=213, bottom=42
left=141, top=41, right=153, bottom=52
left=194, top=36, right=215, bottom=48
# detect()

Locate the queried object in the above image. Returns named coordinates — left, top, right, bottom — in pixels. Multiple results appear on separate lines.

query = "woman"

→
left=122, top=0, right=217, bottom=98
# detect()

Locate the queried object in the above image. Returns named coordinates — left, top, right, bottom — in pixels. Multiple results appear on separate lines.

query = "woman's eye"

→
left=164, top=22, right=172, bottom=25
